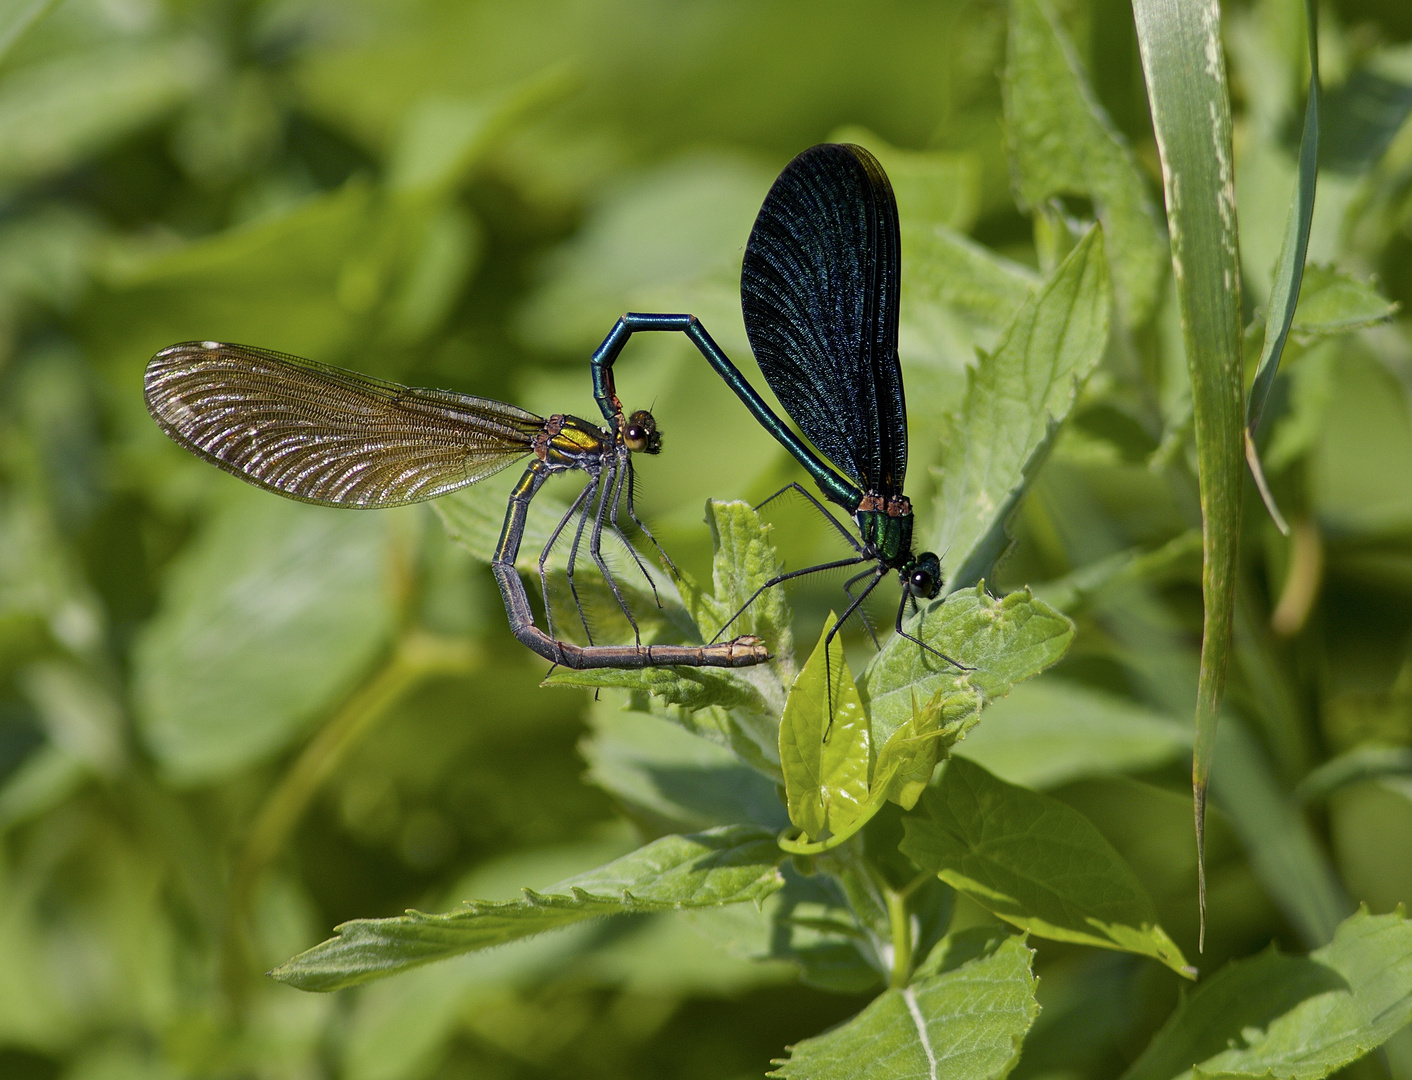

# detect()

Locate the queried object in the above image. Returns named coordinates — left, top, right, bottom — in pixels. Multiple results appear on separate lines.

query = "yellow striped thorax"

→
left=535, top=409, right=661, bottom=470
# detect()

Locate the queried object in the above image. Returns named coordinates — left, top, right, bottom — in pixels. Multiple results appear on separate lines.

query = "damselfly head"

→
left=622, top=409, right=662, bottom=455
left=907, top=552, right=942, bottom=600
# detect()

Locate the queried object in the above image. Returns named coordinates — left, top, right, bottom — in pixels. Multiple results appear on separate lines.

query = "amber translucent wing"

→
left=144, top=342, right=546, bottom=507
left=740, top=143, right=906, bottom=497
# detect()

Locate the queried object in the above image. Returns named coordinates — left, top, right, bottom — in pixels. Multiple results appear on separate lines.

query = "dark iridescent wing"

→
left=740, top=143, right=906, bottom=497
left=144, top=342, right=547, bottom=507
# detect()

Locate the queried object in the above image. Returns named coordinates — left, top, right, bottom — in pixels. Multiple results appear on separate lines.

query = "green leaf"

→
left=549, top=665, right=771, bottom=714
left=955, top=678, right=1191, bottom=790
left=0, top=38, right=212, bottom=185
left=1005, top=0, right=1167, bottom=325
left=1293, top=744, right=1412, bottom=804
left=514, top=152, right=773, bottom=353
left=679, top=499, right=795, bottom=669
left=1032, top=530, right=1204, bottom=616
left=872, top=687, right=951, bottom=811
left=900, top=757, right=1193, bottom=977
left=271, top=825, right=784, bottom=991
left=902, top=223, right=1039, bottom=351
left=132, top=490, right=394, bottom=783
left=860, top=586, right=1075, bottom=748
left=1122, top=909, right=1412, bottom=1080
left=90, top=179, right=380, bottom=363
left=1133, top=0, right=1247, bottom=947
left=687, top=866, right=886, bottom=995
left=779, top=621, right=871, bottom=840
left=385, top=68, right=571, bottom=196
left=580, top=706, right=789, bottom=833
left=768, top=927, right=1039, bottom=1080
left=340, top=838, right=642, bottom=1080
left=1289, top=264, right=1398, bottom=338
left=933, top=226, right=1112, bottom=591
left=1263, top=341, right=1336, bottom=471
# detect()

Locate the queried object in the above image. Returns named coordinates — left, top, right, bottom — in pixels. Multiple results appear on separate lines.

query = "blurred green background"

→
left=1, top=0, right=1411, bottom=1076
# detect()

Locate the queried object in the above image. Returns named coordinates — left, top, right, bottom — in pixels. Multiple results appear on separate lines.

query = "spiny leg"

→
left=606, top=452, right=663, bottom=610
left=821, top=568, right=888, bottom=738
left=756, top=482, right=864, bottom=554
left=708, top=555, right=870, bottom=644
left=587, top=456, right=642, bottom=642
left=623, top=457, right=679, bottom=581
left=563, top=470, right=605, bottom=644
left=842, top=565, right=883, bottom=650
left=539, top=474, right=599, bottom=642
left=893, top=589, right=972, bottom=671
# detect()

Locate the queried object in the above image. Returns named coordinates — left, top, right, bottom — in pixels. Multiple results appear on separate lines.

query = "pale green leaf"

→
left=514, top=152, right=772, bottom=352
left=1005, top=0, right=1167, bottom=325
left=579, top=706, right=788, bottom=832
left=779, top=621, right=870, bottom=840
left=679, top=499, right=795, bottom=670
left=1263, top=341, right=1336, bottom=471
left=933, top=226, right=1112, bottom=590
left=1031, top=530, right=1203, bottom=616
left=872, top=687, right=950, bottom=810
left=860, top=586, right=1075, bottom=749
left=902, top=223, right=1039, bottom=353
left=900, top=757, right=1193, bottom=977
left=1123, top=909, right=1412, bottom=1080
left=685, top=866, right=886, bottom=994
left=1208, top=720, right=1349, bottom=949
left=548, top=665, right=770, bottom=714
left=132, top=489, right=394, bottom=783
left=769, top=927, right=1038, bottom=1080
left=1289, top=264, right=1398, bottom=338
left=955, top=678, right=1191, bottom=790
left=272, top=825, right=784, bottom=991
left=386, top=68, right=570, bottom=195
left=1294, top=744, right=1412, bottom=804
left=92, top=180, right=383, bottom=363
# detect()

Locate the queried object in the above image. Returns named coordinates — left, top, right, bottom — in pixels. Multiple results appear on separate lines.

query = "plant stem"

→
left=886, top=884, right=913, bottom=989
left=222, top=631, right=477, bottom=1001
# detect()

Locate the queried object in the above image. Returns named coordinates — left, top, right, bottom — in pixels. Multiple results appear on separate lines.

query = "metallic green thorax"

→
left=857, top=504, right=914, bottom=571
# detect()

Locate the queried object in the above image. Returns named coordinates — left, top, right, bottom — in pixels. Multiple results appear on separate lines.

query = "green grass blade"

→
left=1131, top=0, right=1246, bottom=951
left=1245, top=0, right=1319, bottom=438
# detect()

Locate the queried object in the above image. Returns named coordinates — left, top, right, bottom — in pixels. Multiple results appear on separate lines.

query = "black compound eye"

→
left=623, top=424, right=649, bottom=453
left=909, top=553, right=942, bottom=599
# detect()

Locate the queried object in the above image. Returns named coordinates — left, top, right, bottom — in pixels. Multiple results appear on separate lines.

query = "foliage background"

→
left=1, top=0, right=1411, bottom=1077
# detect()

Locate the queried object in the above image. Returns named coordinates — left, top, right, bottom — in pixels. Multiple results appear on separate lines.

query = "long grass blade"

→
left=1131, top=0, right=1246, bottom=950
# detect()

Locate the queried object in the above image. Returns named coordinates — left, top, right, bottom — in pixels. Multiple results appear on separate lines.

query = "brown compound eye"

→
left=623, top=409, right=662, bottom=455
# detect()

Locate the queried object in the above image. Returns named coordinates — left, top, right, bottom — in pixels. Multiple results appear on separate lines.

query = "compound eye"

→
left=623, top=424, right=649, bottom=453
left=910, top=565, right=940, bottom=599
